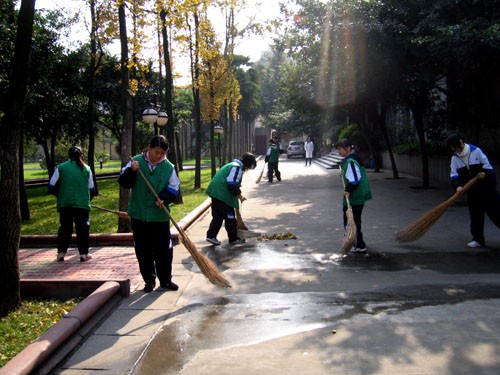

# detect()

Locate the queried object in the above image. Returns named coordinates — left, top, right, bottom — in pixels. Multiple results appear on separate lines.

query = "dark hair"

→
left=268, top=138, right=275, bottom=144
left=240, top=152, right=257, bottom=170
left=446, top=134, right=463, bottom=149
left=149, top=135, right=169, bottom=151
left=335, top=138, right=352, bottom=149
left=68, top=146, right=84, bottom=169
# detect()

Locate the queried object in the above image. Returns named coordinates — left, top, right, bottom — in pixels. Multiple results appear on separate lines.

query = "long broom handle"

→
left=255, top=162, right=267, bottom=183
left=338, top=165, right=352, bottom=208
left=92, top=204, right=130, bottom=219
left=449, top=174, right=480, bottom=201
left=130, top=157, right=186, bottom=238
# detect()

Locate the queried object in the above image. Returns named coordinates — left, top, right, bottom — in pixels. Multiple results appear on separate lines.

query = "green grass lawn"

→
left=3, top=165, right=213, bottom=367
left=22, top=167, right=213, bottom=235
left=0, top=298, right=82, bottom=367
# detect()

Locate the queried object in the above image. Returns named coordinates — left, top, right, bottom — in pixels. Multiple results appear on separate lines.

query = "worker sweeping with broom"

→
left=446, top=134, right=500, bottom=248
left=118, top=135, right=180, bottom=293
left=335, top=139, right=372, bottom=254
left=206, top=152, right=257, bottom=246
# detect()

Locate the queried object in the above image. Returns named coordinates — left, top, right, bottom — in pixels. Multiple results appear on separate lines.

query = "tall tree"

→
left=117, top=0, right=133, bottom=232
left=0, top=0, right=36, bottom=316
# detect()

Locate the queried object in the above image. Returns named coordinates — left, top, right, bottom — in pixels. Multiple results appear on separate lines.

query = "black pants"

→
left=268, top=162, right=281, bottom=182
left=131, top=219, right=173, bottom=286
left=468, top=191, right=500, bottom=245
left=58, top=207, right=90, bottom=255
left=343, top=204, right=366, bottom=248
left=305, top=158, right=312, bottom=166
left=207, top=197, right=238, bottom=242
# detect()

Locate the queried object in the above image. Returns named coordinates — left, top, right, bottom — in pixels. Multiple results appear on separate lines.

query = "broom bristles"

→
left=338, top=207, right=357, bottom=255
left=255, top=163, right=266, bottom=184
left=395, top=175, right=480, bottom=243
left=236, top=209, right=248, bottom=230
left=179, top=233, right=231, bottom=288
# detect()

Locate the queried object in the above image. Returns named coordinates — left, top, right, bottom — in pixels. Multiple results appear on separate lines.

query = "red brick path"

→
left=19, top=246, right=143, bottom=291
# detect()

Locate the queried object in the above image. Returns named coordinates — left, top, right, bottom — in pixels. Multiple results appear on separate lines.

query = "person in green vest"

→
left=49, top=146, right=96, bottom=262
left=265, top=138, right=281, bottom=182
left=335, top=138, right=373, bottom=253
left=118, top=135, right=180, bottom=293
left=206, top=152, right=257, bottom=246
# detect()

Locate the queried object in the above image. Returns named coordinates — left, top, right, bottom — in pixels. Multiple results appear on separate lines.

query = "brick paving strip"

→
left=18, top=246, right=143, bottom=291
left=0, top=198, right=212, bottom=375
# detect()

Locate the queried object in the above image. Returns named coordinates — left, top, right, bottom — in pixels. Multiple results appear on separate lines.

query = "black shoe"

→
left=160, top=282, right=179, bottom=291
left=143, top=283, right=155, bottom=293
left=230, top=238, right=246, bottom=245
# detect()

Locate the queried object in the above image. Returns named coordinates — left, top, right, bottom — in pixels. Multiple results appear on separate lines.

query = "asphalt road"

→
left=56, top=157, right=500, bottom=375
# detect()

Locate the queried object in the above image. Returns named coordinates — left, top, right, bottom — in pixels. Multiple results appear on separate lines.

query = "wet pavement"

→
left=45, top=158, right=500, bottom=374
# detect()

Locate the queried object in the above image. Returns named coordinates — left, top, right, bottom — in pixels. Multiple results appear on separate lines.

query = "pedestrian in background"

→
left=305, top=136, right=314, bottom=166
left=335, top=139, right=372, bottom=253
left=118, top=135, right=180, bottom=293
left=265, top=138, right=281, bottom=182
left=206, top=153, right=257, bottom=246
left=446, top=134, right=500, bottom=248
left=49, top=146, right=96, bottom=262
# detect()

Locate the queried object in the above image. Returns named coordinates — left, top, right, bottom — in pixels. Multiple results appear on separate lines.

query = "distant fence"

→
left=381, top=152, right=500, bottom=185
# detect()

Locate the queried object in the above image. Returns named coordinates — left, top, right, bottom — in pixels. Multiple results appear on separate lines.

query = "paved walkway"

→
left=10, top=158, right=500, bottom=375
left=19, top=246, right=143, bottom=291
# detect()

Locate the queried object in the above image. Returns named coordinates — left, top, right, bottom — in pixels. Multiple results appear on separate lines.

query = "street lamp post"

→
left=142, top=104, right=168, bottom=135
left=214, top=123, right=224, bottom=169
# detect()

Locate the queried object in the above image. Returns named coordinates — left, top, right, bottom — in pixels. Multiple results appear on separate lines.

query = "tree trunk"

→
left=118, top=2, right=132, bottom=233
left=87, top=0, right=99, bottom=196
left=0, top=0, right=35, bottom=316
left=377, top=103, right=399, bottom=179
left=412, top=103, right=430, bottom=188
left=160, top=10, right=182, bottom=204
left=191, top=10, right=202, bottom=190
left=19, top=126, right=30, bottom=220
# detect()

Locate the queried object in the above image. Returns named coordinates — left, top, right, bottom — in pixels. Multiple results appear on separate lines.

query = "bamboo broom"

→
left=255, top=162, right=267, bottom=184
left=395, top=175, right=480, bottom=243
left=338, top=167, right=357, bottom=256
left=236, top=204, right=261, bottom=239
left=92, top=205, right=130, bottom=219
left=131, top=158, right=231, bottom=288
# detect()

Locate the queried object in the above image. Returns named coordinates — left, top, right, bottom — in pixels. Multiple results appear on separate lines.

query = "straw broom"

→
left=236, top=203, right=261, bottom=239
left=255, top=162, right=267, bottom=184
left=131, top=158, right=231, bottom=288
left=338, top=167, right=357, bottom=256
left=92, top=205, right=130, bottom=219
left=395, top=175, right=479, bottom=243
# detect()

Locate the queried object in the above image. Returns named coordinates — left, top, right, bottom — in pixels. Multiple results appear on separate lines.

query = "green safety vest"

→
left=128, top=155, right=175, bottom=222
left=342, top=158, right=372, bottom=206
left=268, top=144, right=279, bottom=163
left=206, top=160, right=242, bottom=209
left=56, top=160, right=91, bottom=211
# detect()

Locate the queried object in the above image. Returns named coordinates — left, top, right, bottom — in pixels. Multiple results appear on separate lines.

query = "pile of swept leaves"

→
left=258, top=232, right=297, bottom=241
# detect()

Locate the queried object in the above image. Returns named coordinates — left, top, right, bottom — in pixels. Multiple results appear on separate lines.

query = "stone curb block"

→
left=0, top=281, right=121, bottom=375
left=5, top=198, right=213, bottom=374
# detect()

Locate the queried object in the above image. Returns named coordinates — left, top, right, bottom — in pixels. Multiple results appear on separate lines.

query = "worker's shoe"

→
left=230, top=238, right=246, bottom=245
left=160, top=282, right=179, bottom=291
left=467, top=240, right=484, bottom=248
left=80, top=254, right=92, bottom=262
left=206, top=237, right=221, bottom=246
left=143, top=283, right=155, bottom=293
left=350, top=246, right=367, bottom=253
left=57, top=252, right=65, bottom=262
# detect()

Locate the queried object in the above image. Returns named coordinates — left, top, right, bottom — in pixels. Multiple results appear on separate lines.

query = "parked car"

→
left=286, top=141, right=305, bottom=159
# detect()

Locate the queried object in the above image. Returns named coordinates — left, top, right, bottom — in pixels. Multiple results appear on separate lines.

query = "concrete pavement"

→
left=12, top=157, right=500, bottom=374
